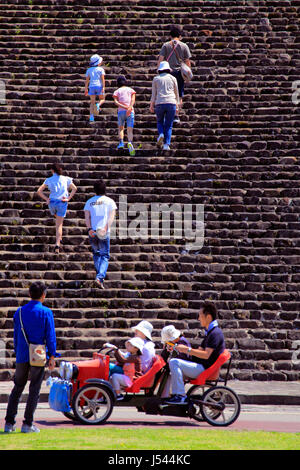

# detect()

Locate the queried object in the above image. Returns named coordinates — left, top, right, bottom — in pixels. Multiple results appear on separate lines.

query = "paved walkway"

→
left=0, top=380, right=300, bottom=405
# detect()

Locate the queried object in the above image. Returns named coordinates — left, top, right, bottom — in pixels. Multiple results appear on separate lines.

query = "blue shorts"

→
left=117, top=110, right=134, bottom=128
left=49, top=200, right=68, bottom=217
left=89, top=86, right=103, bottom=96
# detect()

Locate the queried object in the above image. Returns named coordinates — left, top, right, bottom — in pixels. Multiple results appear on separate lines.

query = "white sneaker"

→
left=21, top=423, right=40, bottom=433
left=4, top=423, right=16, bottom=433
left=163, top=144, right=170, bottom=151
left=128, top=142, right=135, bottom=156
left=157, top=134, right=164, bottom=147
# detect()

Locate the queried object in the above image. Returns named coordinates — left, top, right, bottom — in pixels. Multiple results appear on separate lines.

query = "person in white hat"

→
left=150, top=60, right=180, bottom=151
left=106, top=336, right=144, bottom=401
left=160, top=325, right=191, bottom=398
left=84, top=54, right=105, bottom=123
left=131, top=321, right=156, bottom=373
left=161, top=325, right=191, bottom=362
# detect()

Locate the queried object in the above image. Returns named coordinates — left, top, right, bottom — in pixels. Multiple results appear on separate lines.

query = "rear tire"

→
left=200, top=386, right=241, bottom=427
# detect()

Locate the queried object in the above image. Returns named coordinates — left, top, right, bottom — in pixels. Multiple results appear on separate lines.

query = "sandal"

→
left=54, top=245, right=60, bottom=253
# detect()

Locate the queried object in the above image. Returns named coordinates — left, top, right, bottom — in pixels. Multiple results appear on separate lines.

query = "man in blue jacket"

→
left=4, top=282, right=57, bottom=433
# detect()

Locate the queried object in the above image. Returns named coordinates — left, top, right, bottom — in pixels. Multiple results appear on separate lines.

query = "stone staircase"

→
left=0, top=0, right=300, bottom=381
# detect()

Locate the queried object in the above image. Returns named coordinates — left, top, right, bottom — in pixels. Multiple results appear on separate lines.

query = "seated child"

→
left=160, top=325, right=191, bottom=398
left=113, top=75, right=136, bottom=156
left=104, top=337, right=144, bottom=400
left=131, top=320, right=156, bottom=373
left=85, top=54, right=105, bottom=123
left=160, top=325, right=191, bottom=362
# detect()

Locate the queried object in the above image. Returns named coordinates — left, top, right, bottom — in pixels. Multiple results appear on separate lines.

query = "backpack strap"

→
left=166, top=40, right=181, bottom=63
left=19, top=307, right=29, bottom=346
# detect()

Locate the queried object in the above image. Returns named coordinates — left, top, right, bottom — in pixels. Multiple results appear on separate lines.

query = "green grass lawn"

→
left=0, top=428, right=299, bottom=450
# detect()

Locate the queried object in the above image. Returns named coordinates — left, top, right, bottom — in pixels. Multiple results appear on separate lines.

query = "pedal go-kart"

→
left=48, top=346, right=241, bottom=427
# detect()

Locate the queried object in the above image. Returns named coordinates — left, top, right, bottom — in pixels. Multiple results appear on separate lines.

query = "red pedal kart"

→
left=48, top=347, right=241, bottom=427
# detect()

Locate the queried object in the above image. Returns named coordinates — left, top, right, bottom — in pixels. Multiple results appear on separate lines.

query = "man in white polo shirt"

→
left=84, top=181, right=117, bottom=289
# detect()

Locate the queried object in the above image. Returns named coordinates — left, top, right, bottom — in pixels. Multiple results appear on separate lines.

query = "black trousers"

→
left=5, top=362, right=45, bottom=426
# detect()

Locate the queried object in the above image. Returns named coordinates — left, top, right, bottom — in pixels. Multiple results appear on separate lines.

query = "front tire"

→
left=72, top=384, right=114, bottom=425
left=63, top=411, right=78, bottom=421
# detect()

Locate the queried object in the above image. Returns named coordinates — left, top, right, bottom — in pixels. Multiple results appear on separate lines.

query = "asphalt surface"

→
left=1, top=379, right=300, bottom=405
left=0, top=403, right=299, bottom=433
left=0, top=380, right=300, bottom=433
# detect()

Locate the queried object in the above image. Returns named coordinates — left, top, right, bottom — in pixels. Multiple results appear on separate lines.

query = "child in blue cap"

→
left=85, top=54, right=105, bottom=123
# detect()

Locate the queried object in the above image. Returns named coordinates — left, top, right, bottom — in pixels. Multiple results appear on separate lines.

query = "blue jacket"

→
left=14, top=300, right=57, bottom=363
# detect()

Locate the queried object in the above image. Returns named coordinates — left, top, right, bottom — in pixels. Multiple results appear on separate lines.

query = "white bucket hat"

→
left=90, top=54, right=103, bottom=66
left=132, top=320, right=153, bottom=340
left=157, top=61, right=171, bottom=72
left=126, top=337, right=145, bottom=353
left=161, top=325, right=181, bottom=343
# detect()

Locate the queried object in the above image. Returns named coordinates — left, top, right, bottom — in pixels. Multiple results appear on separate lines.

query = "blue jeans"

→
left=88, top=234, right=110, bottom=280
left=155, top=104, right=176, bottom=146
left=169, top=358, right=205, bottom=396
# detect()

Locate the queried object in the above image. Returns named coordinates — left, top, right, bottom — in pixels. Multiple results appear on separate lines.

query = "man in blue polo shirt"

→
left=166, top=302, right=225, bottom=404
left=4, top=282, right=57, bottom=433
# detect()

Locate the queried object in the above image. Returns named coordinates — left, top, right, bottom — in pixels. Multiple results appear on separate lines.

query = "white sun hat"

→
left=131, top=320, right=153, bottom=340
left=126, top=337, right=145, bottom=353
left=161, top=325, right=181, bottom=343
left=90, top=54, right=103, bottom=66
left=157, top=61, right=171, bottom=72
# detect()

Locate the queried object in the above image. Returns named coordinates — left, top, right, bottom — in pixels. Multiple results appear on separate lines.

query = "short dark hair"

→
left=94, top=181, right=106, bottom=195
left=201, top=302, right=218, bottom=320
left=51, top=162, right=63, bottom=175
left=117, top=75, right=127, bottom=87
left=29, top=281, right=47, bottom=300
left=170, top=27, right=182, bottom=38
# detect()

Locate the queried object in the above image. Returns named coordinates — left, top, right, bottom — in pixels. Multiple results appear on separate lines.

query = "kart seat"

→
left=125, top=355, right=166, bottom=393
left=189, top=349, right=231, bottom=386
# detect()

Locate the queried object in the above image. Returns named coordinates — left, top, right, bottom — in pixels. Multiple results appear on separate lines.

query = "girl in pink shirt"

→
left=113, top=76, right=136, bottom=156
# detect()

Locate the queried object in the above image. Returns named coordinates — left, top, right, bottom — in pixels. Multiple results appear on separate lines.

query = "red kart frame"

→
left=51, top=348, right=241, bottom=427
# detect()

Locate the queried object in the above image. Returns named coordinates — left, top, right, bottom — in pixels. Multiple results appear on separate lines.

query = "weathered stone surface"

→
left=0, top=0, right=299, bottom=381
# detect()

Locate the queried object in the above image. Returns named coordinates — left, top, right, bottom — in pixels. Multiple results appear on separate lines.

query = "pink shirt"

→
left=113, top=86, right=136, bottom=112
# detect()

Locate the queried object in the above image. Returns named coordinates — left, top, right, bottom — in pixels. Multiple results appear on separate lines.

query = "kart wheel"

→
left=200, top=386, right=241, bottom=427
left=63, top=411, right=78, bottom=421
left=72, top=384, right=114, bottom=425
left=187, top=386, right=205, bottom=422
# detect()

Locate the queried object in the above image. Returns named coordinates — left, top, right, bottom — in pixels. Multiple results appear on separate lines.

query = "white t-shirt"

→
left=84, top=195, right=117, bottom=232
left=44, top=174, right=73, bottom=200
left=141, top=340, right=156, bottom=373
